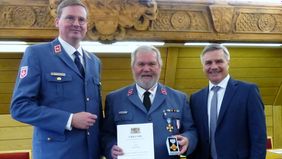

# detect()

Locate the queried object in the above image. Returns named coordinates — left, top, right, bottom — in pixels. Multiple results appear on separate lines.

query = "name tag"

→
left=118, top=111, right=128, bottom=115
left=50, top=72, right=66, bottom=77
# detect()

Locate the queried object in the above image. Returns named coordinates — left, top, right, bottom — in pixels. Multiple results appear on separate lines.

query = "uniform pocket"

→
left=45, top=74, right=72, bottom=98
left=46, top=74, right=72, bottom=82
left=37, top=129, right=66, bottom=142
left=114, top=111, right=133, bottom=124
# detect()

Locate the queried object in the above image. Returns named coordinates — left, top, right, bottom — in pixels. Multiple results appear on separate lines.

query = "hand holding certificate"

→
left=117, top=123, right=154, bottom=159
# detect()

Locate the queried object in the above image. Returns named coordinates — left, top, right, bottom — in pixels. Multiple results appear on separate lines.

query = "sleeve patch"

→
left=20, top=66, right=28, bottom=79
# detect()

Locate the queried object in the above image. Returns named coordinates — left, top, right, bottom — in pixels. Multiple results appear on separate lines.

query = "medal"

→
left=166, top=117, right=174, bottom=132
left=163, top=108, right=180, bottom=133
left=169, top=138, right=178, bottom=151
left=166, top=136, right=180, bottom=155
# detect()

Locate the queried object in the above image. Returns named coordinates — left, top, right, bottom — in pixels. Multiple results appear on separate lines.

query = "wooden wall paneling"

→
left=0, top=94, right=11, bottom=104
left=0, top=127, right=32, bottom=140
left=259, top=87, right=278, bottom=99
left=164, top=47, right=178, bottom=88
left=0, top=115, right=32, bottom=151
left=176, top=69, right=206, bottom=79
left=0, top=53, right=19, bottom=115
left=0, top=104, right=10, bottom=115
left=231, top=58, right=282, bottom=68
left=175, top=79, right=207, bottom=89
left=0, top=71, right=18, bottom=82
left=228, top=48, right=282, bottom=58
left=0, top=54, right=22, bottom=59
left=265, top=105, right=273, bottom=139
left=175, top=47, right=205, bottom=96
left=0, top=83, right=14, bottom=94
left=274, top=83, right=282, bottom=105
left=0, top=139, right=32, bottom=151
left=0, top=114, right=29, bottom=127
left=236, top=78, right=281, bottom=88
left=0, top=59, right=21, bottom=70
left=273, top=105, right=282, bottom=148
left=229, top=68, right=282, bottom=78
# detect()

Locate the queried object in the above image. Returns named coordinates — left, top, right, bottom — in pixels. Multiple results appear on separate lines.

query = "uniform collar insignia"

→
left=54, top=44, right=61, bottom=54
left=127, top=88, right=134, bottom=96
left=161, top=88, right=167, bottom=95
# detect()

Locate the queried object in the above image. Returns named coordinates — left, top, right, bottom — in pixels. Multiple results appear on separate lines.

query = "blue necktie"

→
left=73, top=51, right=85, bottom=77
left=143, top=91, right=151, bottom=111
left=210, top=86, right=220, bottom=159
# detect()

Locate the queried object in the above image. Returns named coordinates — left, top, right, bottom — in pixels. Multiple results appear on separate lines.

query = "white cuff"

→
left=66, top=113, right=73, bottom=131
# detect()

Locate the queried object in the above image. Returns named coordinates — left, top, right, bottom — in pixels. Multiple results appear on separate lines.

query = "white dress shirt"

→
left=136, top=83, right=158, bottom=105
left=58, top=37, right=84, bottom=67
left=207, top=74, right=230, bottom=131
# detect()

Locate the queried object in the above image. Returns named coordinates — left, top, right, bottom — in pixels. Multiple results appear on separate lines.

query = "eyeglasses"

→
left=63, top=15, right=87, bottom=25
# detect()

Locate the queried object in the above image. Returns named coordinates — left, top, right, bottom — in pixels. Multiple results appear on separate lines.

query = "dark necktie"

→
left=210, top=86, right=220, bottom=159
left=73, top=51, right=85, bottom=77
left=143, top=91, right=151, bottom=111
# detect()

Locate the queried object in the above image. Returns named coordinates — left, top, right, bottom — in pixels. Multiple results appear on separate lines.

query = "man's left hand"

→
left=174, top=135, right=189, bottom=155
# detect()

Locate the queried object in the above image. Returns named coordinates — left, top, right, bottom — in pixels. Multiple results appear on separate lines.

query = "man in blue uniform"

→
left=102, top=45, right=197, bottom=159
left=10, top=0, right=102, bottom=159
left=188, top=44, right=266, bottom=159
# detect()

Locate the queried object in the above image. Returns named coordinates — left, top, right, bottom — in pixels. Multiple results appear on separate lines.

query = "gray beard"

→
left=136, top=78, right=159, bottom=90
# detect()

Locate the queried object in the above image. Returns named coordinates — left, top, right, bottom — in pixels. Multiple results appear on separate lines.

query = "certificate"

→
left=117, top=123, right=154, bottom=159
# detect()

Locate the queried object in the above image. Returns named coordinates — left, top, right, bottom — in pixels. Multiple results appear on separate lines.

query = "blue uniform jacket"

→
left=10, top=39, right=102, bottom=159
left=188, top=78, right=267, bottom=159
left=102, top=83, right=197, bottom=159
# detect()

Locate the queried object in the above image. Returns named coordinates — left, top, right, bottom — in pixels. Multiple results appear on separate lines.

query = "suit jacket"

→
left=10, top=39, right=102, bottom=159
left=102, top=83, right=197, bottom=159
left=188, top=78, right=266, bottom=159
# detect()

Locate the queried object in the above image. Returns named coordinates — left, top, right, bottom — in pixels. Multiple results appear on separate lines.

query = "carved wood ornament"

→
left=49, top=0, right=158, bottom=41
left=0, top=0, right=281, bottom=42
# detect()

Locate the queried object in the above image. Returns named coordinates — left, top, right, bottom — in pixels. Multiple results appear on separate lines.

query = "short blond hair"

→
left=57, top=0, right=88, bottom=18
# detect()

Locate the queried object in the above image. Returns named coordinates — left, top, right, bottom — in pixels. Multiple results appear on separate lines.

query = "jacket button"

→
left=47, top=137, right=51, bottom=141
left=87, top=131, right=90, bottom=136
left=86, top=98, right=90, bottom=101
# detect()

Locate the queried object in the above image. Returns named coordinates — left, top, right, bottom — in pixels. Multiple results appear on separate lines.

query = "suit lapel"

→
left=201, top=87, right=210, bottom=138
left=51, top=39, right=83, bottom=78
left=83, top=51, right=94, bottom=80
left=127, top=85, right=148, bottom=113
left=217, top=79, right=238, bottom=126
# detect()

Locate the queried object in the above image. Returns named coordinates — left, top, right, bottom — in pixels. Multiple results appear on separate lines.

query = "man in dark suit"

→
left=102, top=45, right=197, bottom=159
left=10, top=0, right=102, bottom=159
left=188, top=44, right=266, bottom=159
